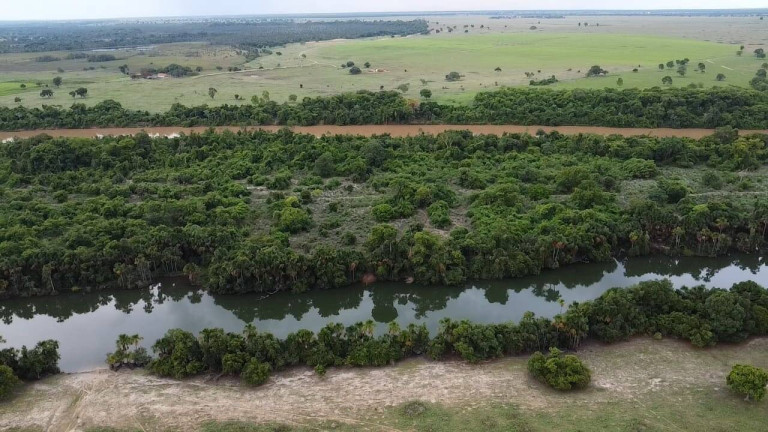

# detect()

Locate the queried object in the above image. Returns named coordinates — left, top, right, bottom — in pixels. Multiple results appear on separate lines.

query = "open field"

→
left=0, top=15, right=764, bottom=111
left=2, top=338, right=767, bottom=431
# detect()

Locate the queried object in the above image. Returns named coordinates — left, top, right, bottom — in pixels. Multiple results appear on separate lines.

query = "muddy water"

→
left=1, top=124, right=767, bottom=140
left=0, top=255, right=765, bottom=372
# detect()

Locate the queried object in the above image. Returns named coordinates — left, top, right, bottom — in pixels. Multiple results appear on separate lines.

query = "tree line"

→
left=106, top=279, right=768, bottom=387
left=3, top=86, right=768, bottom=131
left=1, top=128, right=767, bottom=299
left=0, top=19, right=428, bottom=54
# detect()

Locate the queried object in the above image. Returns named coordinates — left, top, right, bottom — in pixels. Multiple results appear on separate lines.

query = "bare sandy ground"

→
left=1, top=124, right=767, bottom=141
left=1, top=337, right=767, bottom=432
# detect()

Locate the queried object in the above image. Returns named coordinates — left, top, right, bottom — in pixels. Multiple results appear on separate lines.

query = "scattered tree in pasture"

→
left=75, top=87, right=88, bottom=98
left=755, top=48, right=766, bottom=59
left=420, top=88, right=432, bottom=99
left=288, top=94, right=298, bottom=102
left=13, top=97, right=21, bottom=103
left=349, top=66, right=362, bottom=75
left=716, top=73, right=726, bottom=81
left=586, top=65, right=607, bottom=77
left=396, top=83, right=410, bottom=93
left=677, top=65, right=687, bottom=77
left=666, top=61, right=675, bottom=68
left=737, top=50, right=743, bottom=56
left=346, top=61, right=355, bottom=67
left=69, top=91, right=76, bottom=99
left=364, top=62, right=371, bottom=68
left=445, top=71, right=461, bottom=81
left=698, top=63, right=706, bottom=72
left=39, top=89, right=53, bottom=98
left=727, top=364, right=768, bottom=401
left=52, top=76, right=62, bottom=87
left=494, top=67, right=502, bottom=72
left=662, top=76, right=673, bottom=85
left=208, top=87, right=217, bottom=99
left=617, top=77, right=623, bottom=87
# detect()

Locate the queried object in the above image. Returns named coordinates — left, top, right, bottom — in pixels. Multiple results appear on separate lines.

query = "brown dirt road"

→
left=1, top=125, right=767, bottom=141
left=1, top=337, right=766, bottom=432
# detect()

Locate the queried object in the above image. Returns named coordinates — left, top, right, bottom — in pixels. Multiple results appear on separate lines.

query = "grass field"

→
left=0, top=15, right=764, bottom=111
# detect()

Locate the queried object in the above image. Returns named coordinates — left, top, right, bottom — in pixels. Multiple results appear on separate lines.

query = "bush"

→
left=0, top=365, right=20, bottom=399
left=527, top=348, right=591, bottom=391
left=427, top=201, right=451, bottom=228
left=701, top=171, right=723, bottom=189
left=727, top=364, right=768, bottom=401
left=372, top=203, right=397, bottom=222
left=14, top=340, right=61, bottom=380
left=149, top=329, right=204, bottom=379
left=241, top=359, right=272, bottom=386
left=623, top=158, right=658, bottom=179
left=275, top=207, right=311, bottom=233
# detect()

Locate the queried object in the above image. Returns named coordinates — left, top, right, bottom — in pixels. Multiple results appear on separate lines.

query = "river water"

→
left=1, top=255, right=766, bottom=372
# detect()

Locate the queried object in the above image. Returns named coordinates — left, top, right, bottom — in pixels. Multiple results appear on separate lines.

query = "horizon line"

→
left=1, top=8, right=766, bottom=23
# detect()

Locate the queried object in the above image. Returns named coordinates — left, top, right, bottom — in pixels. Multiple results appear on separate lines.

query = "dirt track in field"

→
left=2, top=124, right=767, bottom=141
left=1, top=337, right=767, bottom=432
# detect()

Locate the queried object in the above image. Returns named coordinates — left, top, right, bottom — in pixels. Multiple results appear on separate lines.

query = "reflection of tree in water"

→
left=482, top=283, right=509, bottom=305
left=370, top=287, right=399, bottom=323
left=0, top=287, right=150, bottom=324
left=622, top=255, right=753, bottom=282
left=732, top=255, right=764, bottom=274
left=313, top=287, right=364, bottom=318
left=400, top=284, right=463, bottom=320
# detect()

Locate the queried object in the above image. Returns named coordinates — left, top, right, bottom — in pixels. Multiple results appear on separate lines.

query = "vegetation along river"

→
left=1, top=255, right=766, bottom=372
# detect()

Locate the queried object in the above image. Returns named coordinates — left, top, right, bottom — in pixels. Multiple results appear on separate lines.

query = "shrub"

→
left=372, top=203, right=397, bottom=222
left=527, top=348, right=591, bottom=391
left=0, top=365, right=20, bottom=399
left=727, top=364, right=768, bottom=401
left=241, top=359, right=272, bottom=386
left=427, top=201, right=451, bottom=228
left=149, top=329, right=204, bottom=379
left=623, top=158, right=658, bottom=179
left=275, top=207, right=311, bottom=233
left=701, top=171, right=723, bottom=189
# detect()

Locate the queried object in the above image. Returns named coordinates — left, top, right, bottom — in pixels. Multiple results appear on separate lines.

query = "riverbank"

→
left=2, top=337, right=767, bottom=431
left=2, top=124, right=768, bottom=141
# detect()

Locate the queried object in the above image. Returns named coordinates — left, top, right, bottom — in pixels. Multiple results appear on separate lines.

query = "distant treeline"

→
left=0, top=19, right=429, bottom=53
left=2, top=87, right=768, bottom=131
left=117, top=279, right=768, bottom=385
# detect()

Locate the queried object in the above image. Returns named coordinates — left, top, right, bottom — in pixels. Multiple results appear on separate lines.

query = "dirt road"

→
left=1, top=124, right=767, bottom=141
left=1, top=337, right=766, bottom=432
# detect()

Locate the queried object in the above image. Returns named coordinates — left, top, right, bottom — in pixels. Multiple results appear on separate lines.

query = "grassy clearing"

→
left=0, top=25, right=761, bottom=111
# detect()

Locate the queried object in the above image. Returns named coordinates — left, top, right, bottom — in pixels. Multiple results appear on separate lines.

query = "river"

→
left=1, top=255, right=766, bottom=372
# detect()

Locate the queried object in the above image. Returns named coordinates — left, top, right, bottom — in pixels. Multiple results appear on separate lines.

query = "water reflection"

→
left=0, top=255, right=766, bottom=372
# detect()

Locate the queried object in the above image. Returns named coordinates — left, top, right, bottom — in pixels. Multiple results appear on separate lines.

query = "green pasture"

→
left=0, top=32, right=762, bottom=112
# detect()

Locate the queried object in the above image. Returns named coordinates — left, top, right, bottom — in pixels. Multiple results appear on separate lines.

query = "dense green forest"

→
left=109, top=279, right=768, bottom=386
left=0, top=19, right=429, bottom=53
left=1, top=127, right=767, bottom=299
left=2, top=87, right=768, bottom=131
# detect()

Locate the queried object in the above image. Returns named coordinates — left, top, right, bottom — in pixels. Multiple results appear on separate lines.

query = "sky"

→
left=2, top=0, right=767, bottom=21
